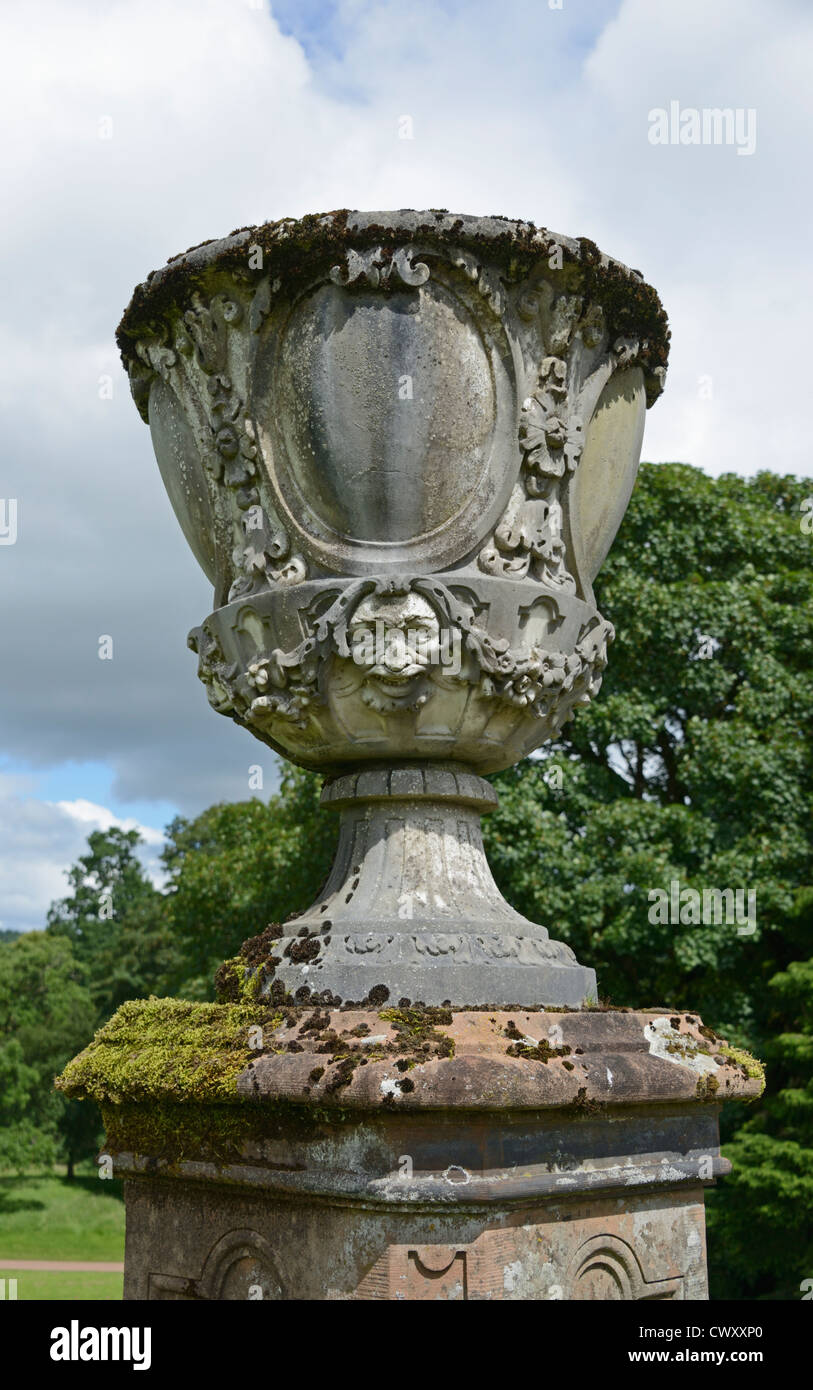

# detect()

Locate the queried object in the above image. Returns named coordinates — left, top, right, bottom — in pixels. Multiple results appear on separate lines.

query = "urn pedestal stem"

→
left=271, top=763, right=596, bottom=1008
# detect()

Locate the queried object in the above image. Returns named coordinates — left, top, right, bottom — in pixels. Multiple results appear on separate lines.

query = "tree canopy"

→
left=0, top=932, right=97, bottom=1174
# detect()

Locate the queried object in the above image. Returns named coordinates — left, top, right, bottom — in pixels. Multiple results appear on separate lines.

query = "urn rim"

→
left=117, top=208, right=669, bottom=404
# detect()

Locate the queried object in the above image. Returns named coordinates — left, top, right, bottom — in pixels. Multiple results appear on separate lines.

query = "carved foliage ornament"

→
left=134, top=289, right=307, bottom=604
left=478, top=322, right=645, bottom=591
left=128, top=229, right=651, bottom=614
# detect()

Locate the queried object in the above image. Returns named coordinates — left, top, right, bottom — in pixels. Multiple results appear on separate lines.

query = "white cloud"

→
left=0, top=777, right=165, bottom=933
left=53, top=798, right=164, bottom=847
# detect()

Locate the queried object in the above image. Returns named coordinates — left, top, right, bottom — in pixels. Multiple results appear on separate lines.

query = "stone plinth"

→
left=57, top=1000, right=763, bottom=1301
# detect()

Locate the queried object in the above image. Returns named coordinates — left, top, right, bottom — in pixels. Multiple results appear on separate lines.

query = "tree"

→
left=486, top=466, right=810, bottom=1015
left=705, top=891, right=813, bottom=1300
left=46, top=827, right=180, bottom=1021
left=161, top=765, right=335, bottom=990
left=0, top=1037, right=57, bottom=1171
left=0, top=932, right=98, bottom=1176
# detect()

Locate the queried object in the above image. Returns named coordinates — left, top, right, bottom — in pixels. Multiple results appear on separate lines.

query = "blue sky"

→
left=1, top=0, right=811, bottom=931
left=0, top=758, right=178, bottom=832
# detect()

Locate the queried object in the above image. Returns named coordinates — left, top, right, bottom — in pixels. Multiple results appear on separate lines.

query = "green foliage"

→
left=45, top=827, right=181, bottom=1020
left=0, top=933, right=98, bottom=1173
left=0, top=1038, right=57, bottom=1170
left=160, top=765, right=336, bottom=988
left=707, top=893, right=813, bottom=1299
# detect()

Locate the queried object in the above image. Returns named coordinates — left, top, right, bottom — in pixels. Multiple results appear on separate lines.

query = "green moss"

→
left=55, top=997, right=283, bottom=1107
left=718, top=1043, right=766, bottom=1093
left=212, top=955, right=263, bottom=1003
left=664, top=1037, right=711, bottom=1062
left=506, top=1040, right=572, bottom=1063
left=379, top=1005, right=451, bottom=1033
left=378, top=1006, right=455, bottom=1058
left=99, top=1097, right=348, bottom=1166
left=567, top=1086, right=604, bottom=1115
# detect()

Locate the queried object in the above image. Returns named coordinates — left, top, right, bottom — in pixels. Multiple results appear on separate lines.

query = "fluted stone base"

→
left=268, top=763, right=596, bottom=1008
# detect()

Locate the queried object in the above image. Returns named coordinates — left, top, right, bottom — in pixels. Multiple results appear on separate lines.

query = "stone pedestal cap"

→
left=58, top=998, right=762, bottom=1122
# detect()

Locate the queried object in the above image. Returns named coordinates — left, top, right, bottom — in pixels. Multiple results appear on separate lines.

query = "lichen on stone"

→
left=116, top=209, right=670, bottom=403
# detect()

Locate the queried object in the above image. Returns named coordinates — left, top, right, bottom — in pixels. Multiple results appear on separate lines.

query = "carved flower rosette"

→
left=120, top=211, right=668, bottom=775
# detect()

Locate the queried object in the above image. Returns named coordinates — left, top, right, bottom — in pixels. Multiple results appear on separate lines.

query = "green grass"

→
left=1, top=1270, right=123, bottom=1300
left=0, top=1168, right=125, bottom=1263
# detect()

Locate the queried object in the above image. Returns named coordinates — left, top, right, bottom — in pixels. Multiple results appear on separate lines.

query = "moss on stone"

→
left=378, top=1006, right=455, bottom=1058
left=212, top=956, right=263, bottom=1004
left=99, top=1096, right=347, bottom=1165
left=116, top=210, right=669, bottom=405
left=55, top=997, right=283, bottom=1107
left=379, top=1005, right=452, bottom=1033
left=717, top=1043, right=766, bottom=1093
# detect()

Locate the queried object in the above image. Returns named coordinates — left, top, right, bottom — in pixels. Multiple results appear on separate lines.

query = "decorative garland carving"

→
left=189, top=575, right=613, bottom=739
left=478, top=311, right=646, bottom=593
left=135, top=289, right=307, bottom=602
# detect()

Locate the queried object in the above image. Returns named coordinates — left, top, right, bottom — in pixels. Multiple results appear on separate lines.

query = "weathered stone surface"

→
left=116, top=208, right=670, bottom=1007
left=266, top=766, right=596, bottom=1006
left=122, top=1179, right=709, bottom=1301
left=58, top=1000, right=762, bottom=1120
left=122, top=213, right=663, bottom=778
left=234, top=1008, right=761, bottom=1111
left=58, top=1003, right=755, bottom=1301
left=113, top=211, right=672, bottom=1006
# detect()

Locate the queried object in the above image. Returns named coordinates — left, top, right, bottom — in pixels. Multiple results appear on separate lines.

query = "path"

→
left=0, top=1259, right=124, bottom=1272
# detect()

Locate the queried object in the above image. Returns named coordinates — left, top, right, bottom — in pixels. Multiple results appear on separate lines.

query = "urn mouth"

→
left=117, top=208, right=669, bottom=404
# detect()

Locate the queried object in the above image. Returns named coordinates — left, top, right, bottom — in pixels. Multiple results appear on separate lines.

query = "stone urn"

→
left=117, top=209, right=669, bottom=1009
left=56, top=211, right=762, bottom=1304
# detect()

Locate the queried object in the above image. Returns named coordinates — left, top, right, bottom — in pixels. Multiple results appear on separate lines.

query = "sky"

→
left=1, top=0, right=811, bottom=931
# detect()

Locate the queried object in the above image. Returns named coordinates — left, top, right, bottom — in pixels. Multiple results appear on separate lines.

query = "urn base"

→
left=262, top=763, right=597, bottom=1009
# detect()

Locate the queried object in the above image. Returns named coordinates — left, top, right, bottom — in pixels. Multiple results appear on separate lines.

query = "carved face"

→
left=347, top=591, right=442, bottom=709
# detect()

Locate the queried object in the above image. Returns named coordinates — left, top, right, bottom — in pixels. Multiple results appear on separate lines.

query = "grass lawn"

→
left=0, top=1167, right=125, bottom=1263
left=1, top=1269, right=123, bottom=1300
